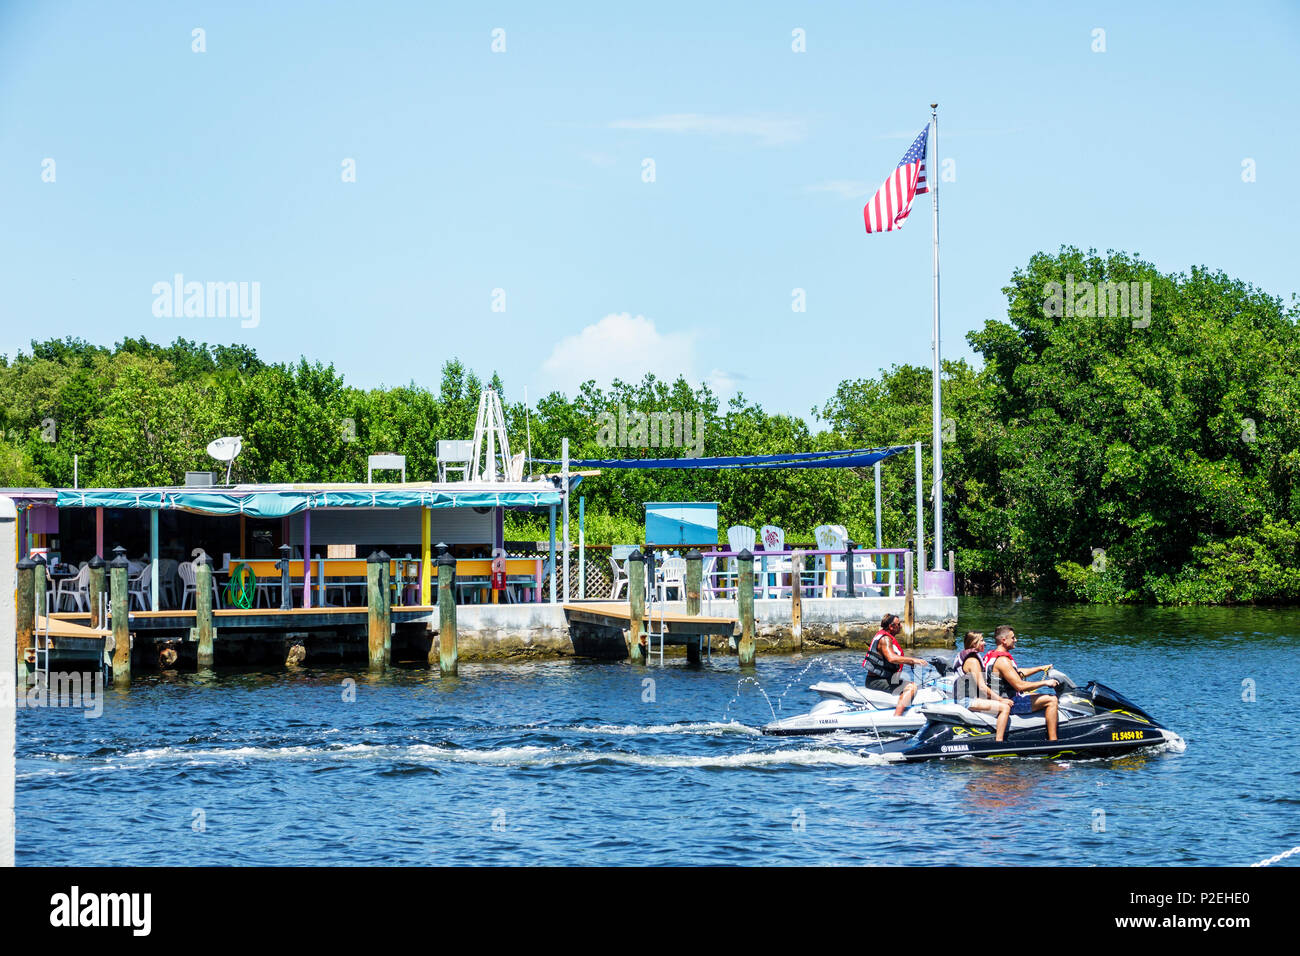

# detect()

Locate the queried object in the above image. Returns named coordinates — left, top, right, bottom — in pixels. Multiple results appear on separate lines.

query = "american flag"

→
left=863, top=126, right=929, bottom=234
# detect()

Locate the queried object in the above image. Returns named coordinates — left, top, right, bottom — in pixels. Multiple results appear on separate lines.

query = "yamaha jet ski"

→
left=877, top=674, right=1186, bottom=762
left=762, top=697, right=928, bottom=736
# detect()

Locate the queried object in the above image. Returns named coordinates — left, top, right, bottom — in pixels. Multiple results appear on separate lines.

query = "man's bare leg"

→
left=894, top=682, right=917, bottom=717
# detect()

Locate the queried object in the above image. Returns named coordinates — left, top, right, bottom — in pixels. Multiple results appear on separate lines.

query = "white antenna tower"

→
left=468, top=389, right=513, bottom=482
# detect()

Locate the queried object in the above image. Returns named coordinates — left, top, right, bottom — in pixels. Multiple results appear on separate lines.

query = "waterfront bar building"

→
left=2, top=481, right=568, bottom=610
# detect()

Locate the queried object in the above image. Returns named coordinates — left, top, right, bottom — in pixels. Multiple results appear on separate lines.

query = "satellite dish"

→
left=206, top=436, right=243, bottom=484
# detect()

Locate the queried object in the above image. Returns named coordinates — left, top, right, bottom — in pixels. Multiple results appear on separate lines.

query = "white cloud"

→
left=704, top=368, right=739, bottom=400
left=540, top=314, right=745, bottom=402
left=608, top=113, right=807, bottom=145
left=542, top=313, right=696, bottom=388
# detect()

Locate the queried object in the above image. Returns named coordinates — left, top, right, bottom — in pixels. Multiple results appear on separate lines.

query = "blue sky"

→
left=2, top=1, right=1297, bottom=423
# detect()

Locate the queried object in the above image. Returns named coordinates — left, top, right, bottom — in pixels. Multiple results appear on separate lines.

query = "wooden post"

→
left=195, top=554, right=215, bottom=667
left=436, top=552, right=457, bottom=675
left=627, top=549, right=645, bottom=664
left=790, top=549, right=803, bottom=654
left=15, top=556, right=34, bottom=687
left=33, top=554, right=47, bottom=620
left=902, top=551, right=915, bottom=648
left=684, top=549, right=702, bottom=663
left=737, top=548, right=756, bottom=666
left=685, top=549, right=702, bottom=616
left=88, top=555, right=106, bottom=629
left=109, top=547, right=130, bottom=687
left=367, top=550, right=391, bottom=670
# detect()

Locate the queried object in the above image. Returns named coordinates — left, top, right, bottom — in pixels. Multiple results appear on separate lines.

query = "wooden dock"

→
left=562, top=602, right=736, bottom=661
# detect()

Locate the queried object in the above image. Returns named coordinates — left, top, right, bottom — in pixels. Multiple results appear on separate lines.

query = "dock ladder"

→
left=645, top=555, right=667, bottom=665
left=33, top=609, right=52, bottom=685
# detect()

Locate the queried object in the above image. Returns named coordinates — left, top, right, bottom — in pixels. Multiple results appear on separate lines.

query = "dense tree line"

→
left=3, top=249, right=1296, bottom=604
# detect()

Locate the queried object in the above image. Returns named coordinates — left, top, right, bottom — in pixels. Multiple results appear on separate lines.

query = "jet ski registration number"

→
left=1111, top=730, right=1146, bottom=741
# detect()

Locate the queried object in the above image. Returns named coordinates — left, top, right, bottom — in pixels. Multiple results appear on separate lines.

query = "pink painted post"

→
left=95, top=507, right=104, bottom=556
left=302, top=509, right=312, bottom=609
left=534, top=557, right=542, bottom=603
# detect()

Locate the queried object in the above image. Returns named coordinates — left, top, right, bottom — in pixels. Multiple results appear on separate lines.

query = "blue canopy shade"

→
left=533, top=446, right=910, bottom=470
left=55, top=487, right=562, bottom=518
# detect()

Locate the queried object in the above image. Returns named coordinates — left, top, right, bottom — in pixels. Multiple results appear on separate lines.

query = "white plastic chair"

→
left=657, top=556, right=687, bottom=601
left=128, top=564, right=152, bottom=610
left=608, top=554, right=629, bottom=599
left=55, top=563, right=90, bottom=612
left=814, top=525, right=849, bottom=596
left=700, top=555, right=717, bottom=604
left=723, top=526, right=756, bottom=597
left=178, top=561, right=223, bottom=609
left=758, top=525, right=793, bottom=599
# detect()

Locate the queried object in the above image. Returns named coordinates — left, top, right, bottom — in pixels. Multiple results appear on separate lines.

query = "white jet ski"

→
left=762, top=697, right=928, bottom=736
left=764, top=661, right=953, bottom=737
left=810, top=656, right=957, bottom=708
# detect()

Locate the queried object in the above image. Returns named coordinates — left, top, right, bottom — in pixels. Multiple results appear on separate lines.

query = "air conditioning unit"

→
left=185, top=471, right=216, bottom=487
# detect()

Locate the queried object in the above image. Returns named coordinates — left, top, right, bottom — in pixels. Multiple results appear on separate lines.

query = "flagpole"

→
left=929, top=102, right=944, bottom=573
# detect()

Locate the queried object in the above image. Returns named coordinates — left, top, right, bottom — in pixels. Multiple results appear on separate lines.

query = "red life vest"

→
left=984, top=648, right=1019, bottom=695
left=863, top=630, right=903, bottom=678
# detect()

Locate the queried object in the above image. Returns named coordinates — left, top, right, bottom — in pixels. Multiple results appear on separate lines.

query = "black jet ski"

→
left=876, top=675, right=1186, bottom=762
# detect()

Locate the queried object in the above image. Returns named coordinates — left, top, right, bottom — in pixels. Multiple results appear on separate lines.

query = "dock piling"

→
left=195, top=554, right=215, bottom=667
left=367, top=550, right=391, bottom=670
left=33, top=554, right=47, bottom=620
left=16, top=556, right=34, bottom=687
left=790, top=549, right=803, bottom=654
left=109, top=547, right=130, bottom=686
left=88, top=555, right=106, bottom=629
left=436, top=551, right=457, bottom=675
left=627, top=549, right=645, bottom=663
left=737, top=549, right=755, bottom=666
left=844, top=540, right=857, bottom=598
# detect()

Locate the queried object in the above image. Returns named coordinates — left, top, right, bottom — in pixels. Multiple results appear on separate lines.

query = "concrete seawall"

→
left=438, top=596, right=958, bottom=661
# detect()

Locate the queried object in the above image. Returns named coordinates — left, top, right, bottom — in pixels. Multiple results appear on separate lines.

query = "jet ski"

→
left=763, top=661, right=953, bottom=737
left=876, top=674, right=1186, bottom=762
left=762, top=697, right=927, bottom=736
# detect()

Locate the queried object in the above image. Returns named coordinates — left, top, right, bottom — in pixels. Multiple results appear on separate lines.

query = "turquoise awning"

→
left=55, top=488, right=562, bottom=517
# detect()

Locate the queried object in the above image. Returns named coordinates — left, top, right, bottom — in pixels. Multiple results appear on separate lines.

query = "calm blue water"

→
left=15, top=598, right=1300, bottom=865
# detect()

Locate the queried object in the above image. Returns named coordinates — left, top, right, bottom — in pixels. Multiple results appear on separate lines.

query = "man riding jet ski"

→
left=876, top=672, right=1186, bottom=761
left=808, top=614, right=957, bottom=708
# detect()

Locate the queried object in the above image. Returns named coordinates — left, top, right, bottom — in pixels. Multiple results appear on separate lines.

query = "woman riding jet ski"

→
left=875, top=673, right=1186, bottom=761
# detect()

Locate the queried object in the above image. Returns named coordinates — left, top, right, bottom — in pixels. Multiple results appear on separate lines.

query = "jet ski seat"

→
left=922, top=702, right=1075, bottom=732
